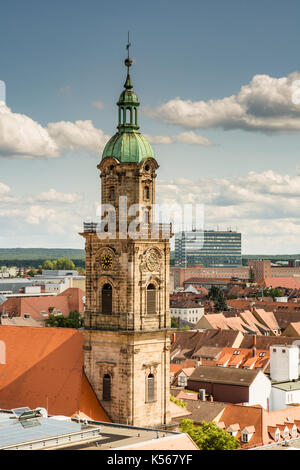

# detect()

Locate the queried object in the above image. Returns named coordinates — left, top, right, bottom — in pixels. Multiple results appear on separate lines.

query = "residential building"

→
left=170, top=299, right=204, bottom=325
left=216, top=403, right=300, bottom=449
left=187, top=365, right=271, bottom=409
left=0, top=287, right=85, bottom=323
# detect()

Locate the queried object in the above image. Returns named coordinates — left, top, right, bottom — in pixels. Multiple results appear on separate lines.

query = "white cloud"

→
left=144, top=131, right=212, bottom=146
left=92, top=101, right=105, bottom=109
left=157, top=169, right=300, bottom=253
left=0, top=182, right=10, bottom=195
left=0, top=103, right=110, bottom=159
left=146, top=72, right=300, bottom=134
left=0, top=102, right=59, bottom=158
left=33, top=188, right=83, bottom=204
left=47, top=119, right=110, bottom=154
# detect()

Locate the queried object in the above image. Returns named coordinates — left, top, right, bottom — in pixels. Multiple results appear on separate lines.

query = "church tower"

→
left=81, top=43, right=173, bottom=427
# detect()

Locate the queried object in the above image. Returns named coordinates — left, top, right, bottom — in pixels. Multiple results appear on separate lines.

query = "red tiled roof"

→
left=0, top=325, right=110, bottom=422
left=58, top=287, right=85, bottom=314
left=264, top=277, right=300, bottom=289
left=1, top=296, right=70, bottom=318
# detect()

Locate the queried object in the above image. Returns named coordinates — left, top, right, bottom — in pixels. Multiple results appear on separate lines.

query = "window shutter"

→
left=147, top=374, right=155, bottom=402
left=147, top=285, right=156, bottom=315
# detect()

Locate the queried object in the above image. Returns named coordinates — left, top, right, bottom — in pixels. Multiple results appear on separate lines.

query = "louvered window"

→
left=147, top=284, right=156, bottom=315
left=103, top=374, right=111, bottom=401
left=102, top=284, right=112, bottom=315
left=147, top=374, right=155, bottom=402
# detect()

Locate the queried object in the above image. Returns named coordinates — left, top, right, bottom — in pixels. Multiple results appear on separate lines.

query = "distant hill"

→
left=0, top=248, right=85, bottom=260
left=0, top=248, right=85, bottom=268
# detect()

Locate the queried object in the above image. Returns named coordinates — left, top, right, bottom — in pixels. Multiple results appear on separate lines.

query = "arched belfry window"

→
left=109, top=186, right=115, bottom=201
left=146, top=373, right=155, bottom=402
left=126, top=107, right=131, bottom=124
left=102, top=284, right=112, bottom=315
left=103, top=374, right=111, bottom=401
left=147, top=284, right=156, bottom=315
left=144, top=186, right=150, bottom=200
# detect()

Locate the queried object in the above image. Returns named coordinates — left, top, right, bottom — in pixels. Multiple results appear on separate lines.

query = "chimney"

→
left=209, top=394, right=214, bottom=402
left=171, top=332, right=176, bottom=344
left=252, top=335, right=257, bottom=357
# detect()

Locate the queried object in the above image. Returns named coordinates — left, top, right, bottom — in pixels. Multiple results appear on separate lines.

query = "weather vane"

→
left=126, top=31, right=131, bottom=58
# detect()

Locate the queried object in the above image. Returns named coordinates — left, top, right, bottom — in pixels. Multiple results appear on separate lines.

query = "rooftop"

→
left=272, top=380, right=300, bottom=391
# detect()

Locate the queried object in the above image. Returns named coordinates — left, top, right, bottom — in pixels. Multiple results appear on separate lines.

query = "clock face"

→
left=146, top=250, right=159, bottom=271
left=101, top=253, right=113, bottom=270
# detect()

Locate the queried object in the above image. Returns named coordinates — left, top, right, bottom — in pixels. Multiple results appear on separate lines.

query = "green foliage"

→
left=208, top=285, right=220, bottom=301
left=43, top=260, right=55, bottom=270
left=213, top=290, right=227, bottom=313
left=43, top=258, right=75, bottom=270
left=257, top=287, right=284, bottom=299
left=0, top=248, right=85, bottom=261
left=27, top=268, right=37, bottom=277
left=170, top=395, right=187, bottom=408
left=46, top=310, right=84, bottom=329
left=180, top=419, right=240, bottom=450
left=171, top=317, right=179, bottom=328
left=248, top=267, right=255, bottom=283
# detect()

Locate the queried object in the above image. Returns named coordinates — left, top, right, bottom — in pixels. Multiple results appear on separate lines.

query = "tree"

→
left=43, top=258, right=76, bottom=270
left=55, top=258, right=75, bottom=270
left=248, top=267, right=255, bottom=283
left=214, top=290, right=227, bottom=312
left=43, top=260, right=54, bottom=270
left=181, top=419, right=240, bottom=450
left=46, top=310, right=84, bottom=329
left=208, top=285, right=220, bottom=301
left=171, top=317, right=179, bottom=328
left=27, top=268, right=37, bottom=277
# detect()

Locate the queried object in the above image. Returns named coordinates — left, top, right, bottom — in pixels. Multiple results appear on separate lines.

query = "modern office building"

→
left=175, top=230, right=242, bottom=268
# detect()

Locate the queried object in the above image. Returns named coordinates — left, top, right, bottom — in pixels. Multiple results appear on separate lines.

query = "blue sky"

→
left=0, top=0, right=300, bottom=253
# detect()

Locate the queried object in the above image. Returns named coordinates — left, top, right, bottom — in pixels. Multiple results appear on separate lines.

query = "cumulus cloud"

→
left=156, top=169, right=300, bottom=253
left=0, top=103, right=59, bottom=158
left=0, top=102, right=111, bottom=159
left=144, top=131, right=212, bottom=146
left=146, top=72, right=300, bottom=134
left=32, top=188, right=83, bottom=204
left=47, top=120, right=110, bottom=153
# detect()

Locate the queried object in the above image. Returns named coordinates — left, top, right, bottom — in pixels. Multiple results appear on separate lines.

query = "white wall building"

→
left=170, top=303, right=204, bottom=325
left=268, top=344, right=300, bottom=411
left=270, top=345, right=299, bottom=382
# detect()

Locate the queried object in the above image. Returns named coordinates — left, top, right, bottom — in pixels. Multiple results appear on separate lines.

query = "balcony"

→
left=83, top=222, right=173, bottom=239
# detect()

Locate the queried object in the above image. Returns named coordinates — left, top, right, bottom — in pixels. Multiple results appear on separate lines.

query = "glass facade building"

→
left=175, top=230, right=242, bottom=268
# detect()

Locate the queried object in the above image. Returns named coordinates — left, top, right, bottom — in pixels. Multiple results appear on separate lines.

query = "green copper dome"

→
left=102, top=131, right=155, bottom=163
left=101, top=42, right=155, bottom=163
